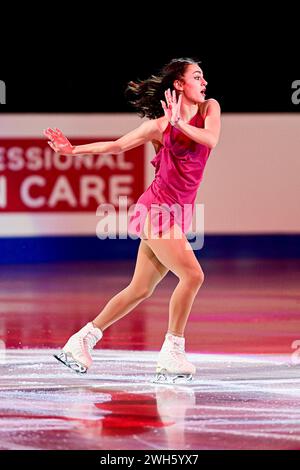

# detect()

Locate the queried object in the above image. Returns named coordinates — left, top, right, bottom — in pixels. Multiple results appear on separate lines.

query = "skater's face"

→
left=174, top=64, right=208, bottom=104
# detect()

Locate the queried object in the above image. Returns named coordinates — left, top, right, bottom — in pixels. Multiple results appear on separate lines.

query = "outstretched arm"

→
left=44, top=120, right=160, bottom=155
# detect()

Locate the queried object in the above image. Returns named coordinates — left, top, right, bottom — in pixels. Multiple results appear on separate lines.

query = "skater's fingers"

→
left=43, top=129, right=52, bottom=139
left=46, top=128, right=57, bottom=138
left=55, top=127, right=63, bottom=136
left=48, top=141, right=59, bottom=152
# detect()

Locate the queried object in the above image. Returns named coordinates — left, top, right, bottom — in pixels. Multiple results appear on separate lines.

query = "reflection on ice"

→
left=1, top=349, right=300, bottom=450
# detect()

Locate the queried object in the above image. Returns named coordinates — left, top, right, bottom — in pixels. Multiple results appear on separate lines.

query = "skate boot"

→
left=154, top=333, right=196, bottom=384
left=54, top=322, right=102, bottom=374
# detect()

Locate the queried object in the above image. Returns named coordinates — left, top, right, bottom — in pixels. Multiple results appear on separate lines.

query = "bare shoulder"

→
left=157, top=116, right=169, bottom=144
left=206, top=98, right=221, bottom=114
left=148, top=116, right=168, bottom=145
left=140, top=117, right=164, bottom=132
left=156, top=116, right=169, bottom=133
left=197, top=99, right=220, bottom=125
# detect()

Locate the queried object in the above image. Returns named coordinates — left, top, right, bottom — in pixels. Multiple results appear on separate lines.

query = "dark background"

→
left=1, top=8, right=299, bottom=114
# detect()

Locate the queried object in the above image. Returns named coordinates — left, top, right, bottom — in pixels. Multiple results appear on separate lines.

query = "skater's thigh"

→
left=129, top=240, right=169, bottom=292
left=143, top=224, right=202, bottom=280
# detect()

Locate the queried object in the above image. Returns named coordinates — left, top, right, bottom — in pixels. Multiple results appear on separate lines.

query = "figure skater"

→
left=44, top=57, right=221, bottom=383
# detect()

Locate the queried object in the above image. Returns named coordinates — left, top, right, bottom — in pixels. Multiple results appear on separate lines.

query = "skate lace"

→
left=84, top=332, right=98, bottom=350
left=79, top=331, right=98, bottom=355
left=169, top=341, right=189, bottom=365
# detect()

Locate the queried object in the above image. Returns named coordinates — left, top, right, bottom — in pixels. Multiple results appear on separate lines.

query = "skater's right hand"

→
left=43, top=128, right=74, bottom=155
left=160, top=88, right=182, bottom=126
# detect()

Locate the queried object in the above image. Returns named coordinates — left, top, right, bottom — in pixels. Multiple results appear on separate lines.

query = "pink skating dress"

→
left=128, top=112, right=211, bottom=239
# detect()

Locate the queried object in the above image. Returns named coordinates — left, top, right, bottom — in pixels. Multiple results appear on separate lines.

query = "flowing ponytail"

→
left=125, top=57, right=200, bottom=119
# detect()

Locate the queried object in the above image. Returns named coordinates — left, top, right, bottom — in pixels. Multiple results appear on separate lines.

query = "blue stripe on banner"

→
left=0, top=235, right=299, bottom=264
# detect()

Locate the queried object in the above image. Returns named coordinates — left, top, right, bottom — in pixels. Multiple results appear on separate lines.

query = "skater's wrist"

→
left=170, top=116, right=181, bottom=127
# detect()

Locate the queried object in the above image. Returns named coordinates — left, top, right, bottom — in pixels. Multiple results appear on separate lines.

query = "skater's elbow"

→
left=114, top=137, right=145, bottom=153
left=110, top=142, right=123, bottom=154
left=209, top=136, right=219, bottom=149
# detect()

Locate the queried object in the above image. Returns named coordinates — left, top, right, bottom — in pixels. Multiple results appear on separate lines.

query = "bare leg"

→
left=92, top=240, right=169, bottom=331
left=143, top=224, right=204, bottom=337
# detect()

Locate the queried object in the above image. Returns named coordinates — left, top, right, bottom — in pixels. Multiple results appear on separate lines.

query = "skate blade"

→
left=53, top=351, right=87, bottom=374
left=153, top=369, right=193, bottom=385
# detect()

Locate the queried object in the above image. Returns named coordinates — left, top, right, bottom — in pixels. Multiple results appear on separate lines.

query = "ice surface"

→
left=1, top=349, right=300, bottom=450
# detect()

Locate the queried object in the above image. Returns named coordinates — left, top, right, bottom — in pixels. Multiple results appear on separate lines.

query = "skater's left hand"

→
left=43, top=128, right=74, bottom=155
left=160, top=88, right=182, bottom=126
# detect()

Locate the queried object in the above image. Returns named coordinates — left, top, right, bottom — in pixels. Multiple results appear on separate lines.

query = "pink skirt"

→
left=128, top=184, right=193, bottom=240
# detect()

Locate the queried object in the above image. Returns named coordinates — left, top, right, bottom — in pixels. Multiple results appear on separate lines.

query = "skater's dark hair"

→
left=125, top=57, right=201, bottom=119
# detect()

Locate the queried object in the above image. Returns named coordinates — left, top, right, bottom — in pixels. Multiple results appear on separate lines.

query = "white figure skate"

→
left=54, top=322, right=102, bottom=374
left=154, top=333, right=196, bottom=384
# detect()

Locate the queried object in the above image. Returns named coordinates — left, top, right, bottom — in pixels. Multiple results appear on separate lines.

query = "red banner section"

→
left=0, top=139, right=145, bottom=212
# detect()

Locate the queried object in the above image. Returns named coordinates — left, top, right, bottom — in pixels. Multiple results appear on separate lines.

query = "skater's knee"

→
left=181, top=267, right=204, bottom=288
left=190, top=268, right=204, bottom=287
